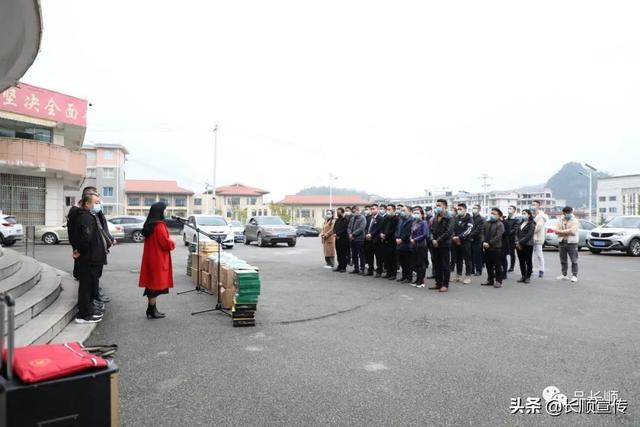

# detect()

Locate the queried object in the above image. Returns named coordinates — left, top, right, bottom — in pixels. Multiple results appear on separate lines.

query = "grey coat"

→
left=348, top=214, right=366, bottom=242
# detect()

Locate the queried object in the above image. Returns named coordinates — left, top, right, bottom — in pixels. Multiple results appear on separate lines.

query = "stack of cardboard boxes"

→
left=189, top=241, right=220, bottom=290
left=231, top=270, right=260, bottom=327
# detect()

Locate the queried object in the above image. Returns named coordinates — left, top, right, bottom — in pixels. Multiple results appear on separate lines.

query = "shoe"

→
left=411, top=279, right=418, bottom=285
left=453, top=275, right=460, bottom=282
left=538, top=271, right=544, bottom=278
left=95, top=296, right=110, bottom=304
left=508, top=267, right=515, bottom=273
left=91, top=311, right=104, bottom=319
left=359, top=271, right=366, bottom=276
left=494, top=282, right=502, bottom=288
left=349, top=270, right=360, bottom=274
left=416, top=283, right=426, bottom=288
left=402, top=279, right=412, bottom=284
left=439, top=286, right=449, bottom=292
left=387, top=275, right=397, bottom=280
left=364, top=271, right=374, bottom=277
left=324, top=265, right=333, bottom=269
left=556, top=275, right=569, bottom=281
left=517, top=277, right=525, bottom=283
left=524, top=277, right=531, bottom=284
left=570, top=276, right=578, bottom=283
left=374, top=273, right=382, bottom=278
left=463, top=277, right=471, bottom=285
left=396, top=278, right=405, bottom=282
left=93, top=301, right=105, bottom=310
left=410, top=282, right=418, bottom=287
left=480, top=282, right=493, bottom=286
left=75, top=316, right=101, bottom=324
left=473, top=272, right=482, bottom=277
left=146, top=304, right=165, bottom=319
left=427, top=275, right=435, bottom=280
left=429, top=284, right=442, bottom=290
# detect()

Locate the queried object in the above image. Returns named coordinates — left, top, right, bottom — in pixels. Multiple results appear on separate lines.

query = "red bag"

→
left=3, top=342, right=108, bottom=384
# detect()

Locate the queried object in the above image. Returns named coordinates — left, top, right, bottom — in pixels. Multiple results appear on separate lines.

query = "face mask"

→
left=508, top=210, right=515, bottom=216
left=457, top=210, right=464, bottom=216
left=531, top=206, right=538, bottom=212
left=345, top=211, right=352, bottom=216
left=489, top=214, right=497, bottom=222
left=379, top=210, right=386, bottom=215
left=412, top=213, right=421, bottom=220
left=364, top=210, right=370, bottom=216
left=434, top=207, right=442, bottom=215
left=522, top=214, right=529, bottom=221
left=565, top=214, right=573, bottom=221
left=91, top=203, right=102, bottom=214
left=472, top=208, right=479, bottom=215
left=325, top=214, right=332, bottom=219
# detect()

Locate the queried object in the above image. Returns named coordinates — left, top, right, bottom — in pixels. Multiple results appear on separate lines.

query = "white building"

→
left=596, top=174, right=640, bottom=221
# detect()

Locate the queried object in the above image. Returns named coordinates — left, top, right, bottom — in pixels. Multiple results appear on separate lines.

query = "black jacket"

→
left=505, top=216, right=521, bottom=238
left=430, top=214, right=454, bottom=248
left=75, top=209, right=108, bottom=265
left=483, top=220, right=505, bottom=250
left=516, top=219, right=535, bottom=246
left=367, top=214, right=385, bottom=244
left=67, top=206, right=113, bottom=250
left=396, top=217, right=413, bottom=252
left=382, top=214, right=399, bottom=243
left=470, top=213, right=485, bottom=242
left=334, top=216, right=349, bottom=241
left=453, top=213, right=474, bottom=242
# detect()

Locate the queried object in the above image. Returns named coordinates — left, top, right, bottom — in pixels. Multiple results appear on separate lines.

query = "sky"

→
left=21, top=0, right=640, bottom=202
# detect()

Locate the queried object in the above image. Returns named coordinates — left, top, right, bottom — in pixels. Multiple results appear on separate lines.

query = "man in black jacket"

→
left=381, top=204, right=399, bottom=280
left=504, top=205, right=521, bottom=273
left=333, top=208, right=350, bottom=272
left=367, top=204, right=385, bottom=277
left=452, top=203, right=474, bottom=284
left=481, top=207, right=505, bottom=288
left=429, top=199, right=454, bottom=292
left=74, top=193, right=109, bottom=324
left=470, top=204, right=485, bottom=276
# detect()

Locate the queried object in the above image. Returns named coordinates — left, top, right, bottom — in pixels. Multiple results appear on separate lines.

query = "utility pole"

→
left=212, top=124, right=218, bottom=215
left=478, top=174, right=492, bottom=215
left=579, top=163, right=598, bottom=222
left=328, top=173, right=338, bottom=211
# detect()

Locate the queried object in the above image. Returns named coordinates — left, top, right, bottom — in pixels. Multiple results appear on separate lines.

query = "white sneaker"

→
left=416, top=284, right=426, bottom=288
left=570, top=276, right=578, bottom=283
left=463, top=277, right=472, bottom=284
left=556, top=275, right=569, bottom=281
left=323, top=265, right=333, bottom=269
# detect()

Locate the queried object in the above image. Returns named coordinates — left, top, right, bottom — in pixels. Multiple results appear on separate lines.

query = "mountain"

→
left=545, top=162, right=610, bottom=208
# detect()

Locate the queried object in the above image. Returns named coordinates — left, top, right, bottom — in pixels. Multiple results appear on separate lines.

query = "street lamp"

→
left=328, top=173, right=338, bottom=210
left=212, top=124, right=218, bottom=215
left=578, top=163, right=597, bottom=223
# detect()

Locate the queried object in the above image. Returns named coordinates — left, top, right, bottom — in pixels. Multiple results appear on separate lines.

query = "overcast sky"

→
left=22, top=0, right=640, bottom=201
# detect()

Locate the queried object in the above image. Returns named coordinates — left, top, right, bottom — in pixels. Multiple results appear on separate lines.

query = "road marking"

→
left=364, top=362, right=389, bottom=372
left=158, top=351, right=169, bottom=356
left=400, top=294, right=414, bottom=301
left=245, top=346, right=263, bottom=352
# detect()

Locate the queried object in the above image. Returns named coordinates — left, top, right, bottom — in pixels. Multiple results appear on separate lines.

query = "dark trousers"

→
left=398, top=250, right=413, bottom=280
left=432, top=246, right=451, bottom=286
left=412, top=245, right=427, bottom=284
left=425, top=243, right=431, bottom=269
left=373, top=242, right=385, bottom=274
left=454, top=241, right=472, bottom=276
left=450, top=245, right=456, bottom=272
left=508, top=236, right=517, bottom=269
left=350, top=240, right=365, bottom=272
left=471, top=240, right=484, bottom=274
left=485, top=249, right=503, bottom=284
left=364, top=241, right=374, bottom=272
left=336, top=239, right=350, bottom=270
left=384, top=242, right=397, bottom=277
left=517, top=245, right=534, bottom=278
left=77, top=261, right=101, bottom=318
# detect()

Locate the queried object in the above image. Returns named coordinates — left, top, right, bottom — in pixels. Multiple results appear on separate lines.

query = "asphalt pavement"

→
left=30, top=237, right=640, bottom=426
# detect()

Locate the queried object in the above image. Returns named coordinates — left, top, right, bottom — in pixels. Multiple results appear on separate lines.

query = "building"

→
left=209, top=183, right=271, bottom=221
left=0, top=83, right=88, bottom=225
left=597, top=174, right=640, bottom=221
left=75, top=143, right=129, bottom=216
left=124, top=179, right=194, bottom=218
left=279, top=195, right=370, bottom=228
left=0, top=0, right=42, bottom=92
left=454, top=190, right=520, bottom=216
left=516, top=187, right=556, bottom=213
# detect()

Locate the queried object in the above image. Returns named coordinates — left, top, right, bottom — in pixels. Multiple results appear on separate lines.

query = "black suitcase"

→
left=0, top=293, right=120, bottom=427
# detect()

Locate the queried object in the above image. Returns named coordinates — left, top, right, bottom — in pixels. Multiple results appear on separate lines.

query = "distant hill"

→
left=296, top=186, right=379, bottom=200
left=545, top=162, right=611, bottom=208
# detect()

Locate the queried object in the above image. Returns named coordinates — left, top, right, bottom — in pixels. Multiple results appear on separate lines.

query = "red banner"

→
left=0, top=83, right=88, bottom=127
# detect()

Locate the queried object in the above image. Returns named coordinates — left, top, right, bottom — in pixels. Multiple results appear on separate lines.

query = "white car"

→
left=229, top=220, right=246, bottom=242
left=36, top=221, right=125, bottom=244
left=0, top=215, right=24, bottom=247
left=182, top=215, right=235, bottom=249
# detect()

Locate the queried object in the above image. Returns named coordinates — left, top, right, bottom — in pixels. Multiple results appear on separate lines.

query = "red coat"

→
left=138, top=222, right=176, bottom=290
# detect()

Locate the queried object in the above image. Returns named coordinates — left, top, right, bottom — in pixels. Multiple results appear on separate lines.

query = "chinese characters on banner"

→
left=0, top=83, right=87, bottom=127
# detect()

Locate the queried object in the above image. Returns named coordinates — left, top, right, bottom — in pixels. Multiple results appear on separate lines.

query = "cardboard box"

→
left=200, top=272, right=212, bottom=290
left=220, top=266, right=234, bottom=288
left=220, top=284, right=236, bottom=309
left=190, top=267, right=201, bottom=285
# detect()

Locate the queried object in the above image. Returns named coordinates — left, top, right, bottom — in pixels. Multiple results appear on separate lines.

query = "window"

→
left=103, top=168, right=115, bottom=179
left=144, top=197, right=156, bottom=206
left=0, top=125, right=52, bottom=142
left=102, top=205, right=114, bottom=215
left=193, top=209, right=202, bottom=215
left=102, top=187, right=114, bottom=197
left=609, top=196, right=617, bottom=201
left=86, top=151, right=96, bottom=161
left=128, top=197, right=140, bottom=206
left=227, top=197, right=240, bottom=206
left=609, top=207, right=617, bottom=213
left=226, top=209, right=233, bottom=218
left=175, top=197, right=186, bottom=207
left=598, top=196, right=606, bottom=202
left=86, top=168, right=96, bottom=178
left=103, top=149, right=113, bottom=160
left=300, top=209, right=311, bottom=218
left=65, top=196, right=75, bottom=207
left=599, top=208, right=607, bottom=213
left=109, top=218, right=121, bottom=224
left=159, top=197, right=169, bottom=205
left=194, top=198, right=202, bottom=206
left=249, top=197, right=257, bottom=205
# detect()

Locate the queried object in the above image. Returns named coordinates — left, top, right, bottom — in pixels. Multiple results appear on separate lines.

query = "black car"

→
left=295, top=225, right=320, bottom=237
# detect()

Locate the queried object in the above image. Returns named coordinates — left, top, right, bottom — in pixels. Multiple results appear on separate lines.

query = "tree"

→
left=269, top=202, right=291, bottom=224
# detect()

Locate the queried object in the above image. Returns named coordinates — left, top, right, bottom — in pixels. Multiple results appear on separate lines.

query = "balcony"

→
left=0, top=137, right=86, bottom=182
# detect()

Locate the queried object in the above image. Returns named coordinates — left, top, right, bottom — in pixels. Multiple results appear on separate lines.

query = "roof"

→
left=598, top=174, right=640, bottom=180
left=124, top=180, right=194, bottom=195
left=82, top=143, right=130, bottom=155
left=215, top=183, right=269, bottom=196
left=279, top=195, right=371, bottom=206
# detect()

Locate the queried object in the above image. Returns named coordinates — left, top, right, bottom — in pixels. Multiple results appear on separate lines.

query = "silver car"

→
left=244, top=216, right=297, bottom=247
left=586, top=216, right=640, bottom=256
left=544, top=218, right=596, bottom=250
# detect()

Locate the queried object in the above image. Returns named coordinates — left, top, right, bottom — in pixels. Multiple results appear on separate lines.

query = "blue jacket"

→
left=396, top=216, right=414, bottom=252
left=411, top=219, right=429, bottom=246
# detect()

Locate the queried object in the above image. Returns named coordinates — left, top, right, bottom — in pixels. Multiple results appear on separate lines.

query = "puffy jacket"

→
left=483, top=220, right=505, bottom=250
left=454, top=213, right=474, bottom=242
left=470, top=213, right=485, bottom=242
left=348, top=214, right=366, bottom=241
left=533, top=212, right=549, bottom=245
left=430, top=214, right=454, bottom=248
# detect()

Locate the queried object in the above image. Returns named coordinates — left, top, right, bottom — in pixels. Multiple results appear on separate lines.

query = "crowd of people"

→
left=320, top=199, right=581, bottom=292
left=67, top=186, right=175, bottom=324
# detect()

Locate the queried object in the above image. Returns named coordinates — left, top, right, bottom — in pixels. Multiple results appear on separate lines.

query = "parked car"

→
left=586, top=216, right=640, bottom=256
left=544, top=218, right=596, bottom=250
left=36, top=221, right=125, bottom=245
left=108, top=216, right=146, bottom=242
left=182, top=215, right=235, bottom=249
left=229, top=220, right=246, bottom=242
left=164, top=216, right=185, bottom=232
left=295, top=224, right=320, bottom=237
left=0, top=215, right=23, bottom=247
left=244, top=216, right=297, bottom=247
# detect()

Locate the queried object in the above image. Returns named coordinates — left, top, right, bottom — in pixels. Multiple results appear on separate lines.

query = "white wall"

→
left=45, top=177, right=64, bottom=226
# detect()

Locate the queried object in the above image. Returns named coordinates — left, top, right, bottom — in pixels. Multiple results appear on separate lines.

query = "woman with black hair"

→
left=138, top=202, right=175, bottom=319
left=516, top=209, right=536, bottom=283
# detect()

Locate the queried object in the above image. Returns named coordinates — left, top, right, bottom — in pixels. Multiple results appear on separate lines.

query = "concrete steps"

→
left=0, top=249, right=95, bottom=347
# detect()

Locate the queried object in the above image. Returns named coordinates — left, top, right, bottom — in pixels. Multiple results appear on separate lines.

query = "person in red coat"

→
left=139, top=202, right=175, bottom=319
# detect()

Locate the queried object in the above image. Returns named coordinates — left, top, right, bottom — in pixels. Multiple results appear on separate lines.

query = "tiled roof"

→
left=279, top=195, right=370, bottom=205
left=125, top=180, right=194, bottom=194
left=215, top=183, right=269, bottom=196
